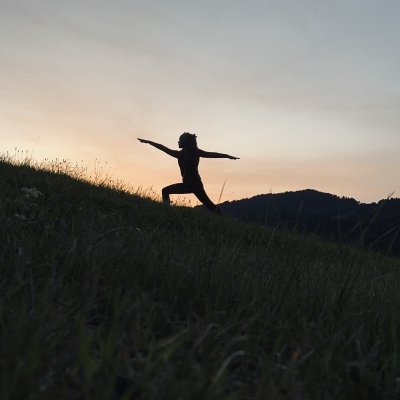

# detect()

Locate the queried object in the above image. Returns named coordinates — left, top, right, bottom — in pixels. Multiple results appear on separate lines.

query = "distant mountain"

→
left=218, top=189, right=400, bottom=256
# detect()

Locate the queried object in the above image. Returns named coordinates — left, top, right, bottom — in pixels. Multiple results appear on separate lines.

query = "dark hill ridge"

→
left=218, top=189, right=400, bottom=255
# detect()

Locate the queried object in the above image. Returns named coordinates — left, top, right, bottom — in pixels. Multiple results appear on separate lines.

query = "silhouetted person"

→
left=138, top=132, right=239, bottom=213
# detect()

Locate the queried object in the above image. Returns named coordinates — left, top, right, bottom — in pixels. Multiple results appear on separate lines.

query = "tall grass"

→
left=1, top=154, right=400, bottom=399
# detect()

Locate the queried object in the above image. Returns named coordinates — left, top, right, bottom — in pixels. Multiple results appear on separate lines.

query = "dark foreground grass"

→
left=1, top=156, right=400, bottom=399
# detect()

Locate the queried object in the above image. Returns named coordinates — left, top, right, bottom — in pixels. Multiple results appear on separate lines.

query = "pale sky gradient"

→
left=1, top=0, right=399, bottom=203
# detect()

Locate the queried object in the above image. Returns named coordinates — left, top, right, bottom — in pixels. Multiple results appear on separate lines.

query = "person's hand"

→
left=228, top=155, right=240, bottom=160
left=137, top=138, right=149, bottom=144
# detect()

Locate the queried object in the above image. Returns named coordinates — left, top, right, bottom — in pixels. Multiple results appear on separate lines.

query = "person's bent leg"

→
left=162, top=185, right=172, bottom=204
left=162, top=183, right=191, bottom=205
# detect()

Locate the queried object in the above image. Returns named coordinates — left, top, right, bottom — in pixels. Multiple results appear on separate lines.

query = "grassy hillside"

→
left=1, top=156, right=400, bottom=399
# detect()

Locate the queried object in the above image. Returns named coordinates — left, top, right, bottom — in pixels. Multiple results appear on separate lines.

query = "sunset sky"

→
left=1, top=0, right=399, bottom=204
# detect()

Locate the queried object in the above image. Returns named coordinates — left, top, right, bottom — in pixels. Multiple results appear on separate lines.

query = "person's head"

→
left=178, top=132, right=197, bottom=149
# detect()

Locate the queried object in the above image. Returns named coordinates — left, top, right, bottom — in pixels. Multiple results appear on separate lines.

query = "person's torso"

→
left=178, top=148, right=201, bottom=182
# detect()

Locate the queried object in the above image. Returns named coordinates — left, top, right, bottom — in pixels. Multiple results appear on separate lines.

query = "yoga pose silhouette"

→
left=138, top=133, right=239, bottom=213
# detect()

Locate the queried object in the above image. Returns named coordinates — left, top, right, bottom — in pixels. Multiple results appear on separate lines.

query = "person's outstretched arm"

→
left=198, top=149, right=239, bottom=160
left=137, top=138, right=179, bottom=158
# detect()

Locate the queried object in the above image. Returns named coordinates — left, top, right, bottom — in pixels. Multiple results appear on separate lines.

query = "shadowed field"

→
left=1, top=155, right=400, bottom=399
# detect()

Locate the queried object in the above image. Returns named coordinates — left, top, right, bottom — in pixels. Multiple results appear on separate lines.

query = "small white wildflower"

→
left=21, top=187, right=43, bottom=199
left=14, top=213, right=27, bottom=221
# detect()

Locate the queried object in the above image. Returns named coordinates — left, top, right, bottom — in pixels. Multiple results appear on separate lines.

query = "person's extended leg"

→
left=193, top=184, right=222, bottom=214
left=162, top=183, right=192, bottom=204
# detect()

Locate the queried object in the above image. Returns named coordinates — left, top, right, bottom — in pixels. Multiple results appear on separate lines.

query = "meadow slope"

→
left=1, top=158, right=400, bottom=399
